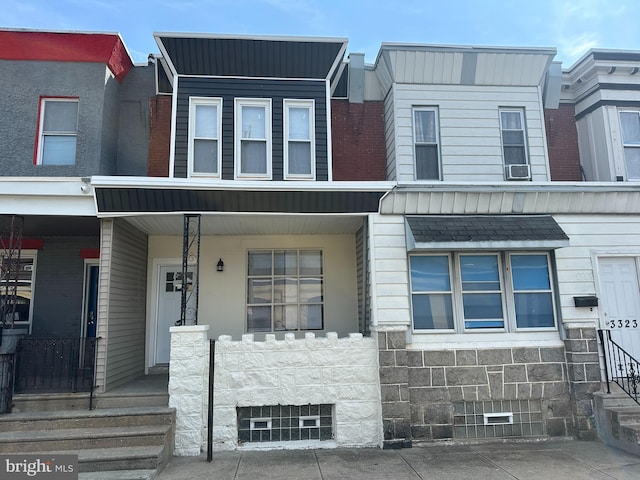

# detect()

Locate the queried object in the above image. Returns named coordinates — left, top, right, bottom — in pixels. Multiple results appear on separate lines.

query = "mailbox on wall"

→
left=573, top=296, right=598, bottom=307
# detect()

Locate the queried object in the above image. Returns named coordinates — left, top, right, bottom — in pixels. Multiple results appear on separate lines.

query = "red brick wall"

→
left=147, top=95, right=172, bottom=177
left=331, top=100, right=387, bottom=181
left=545, top=104, right=582, bottom=181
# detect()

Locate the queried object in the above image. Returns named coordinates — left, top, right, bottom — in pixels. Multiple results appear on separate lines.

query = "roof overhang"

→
left=406, top=215, right=569, bottom=251
left=154, top=32, right=348, bottom=81
left=90, top=177, right=393, bottom=216
left=0, top=29, right=134, bottom=82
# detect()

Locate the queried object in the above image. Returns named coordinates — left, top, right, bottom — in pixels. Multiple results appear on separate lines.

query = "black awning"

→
left=95, top=188, right=385, bottom=215
left=406, top=215, right=569, bottom=250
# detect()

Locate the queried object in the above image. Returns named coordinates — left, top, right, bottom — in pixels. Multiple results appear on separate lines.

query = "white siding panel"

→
left=392, top=84, right=548, bottom=182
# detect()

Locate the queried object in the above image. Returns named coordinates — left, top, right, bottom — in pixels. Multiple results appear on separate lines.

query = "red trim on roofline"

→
left=2, top=239, right=45, bottom=250
left=0, top=31, right=134, bottom=83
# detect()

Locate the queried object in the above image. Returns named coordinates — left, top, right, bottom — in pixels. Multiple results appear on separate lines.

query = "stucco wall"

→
left=169, top=326, right=382, bottom=454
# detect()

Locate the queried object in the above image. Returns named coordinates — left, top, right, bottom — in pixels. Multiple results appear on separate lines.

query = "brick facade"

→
left=545, top=104, right=582, bottom=181
left=331, top=100, right=387, bottom=181
left=147, top=95, right=172, bottom=177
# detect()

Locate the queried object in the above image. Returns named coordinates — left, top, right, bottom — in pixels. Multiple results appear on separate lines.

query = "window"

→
left=235, top=99, right=272, bottom=179
left=500, top=109, right=528, bottom=166
left=188, top=97, right=222, bottom=176
left=410, top=252, right=556, bottom=332
left=413, top=107, right=440, bottom=180
left=36, top=98, right=78, bottom=165
left=620, top=111, right=640, bottom=180
left=247, top=250, right=323, bottom=332
left=1, top=254, right=36, bottom=325
left=284, top=99, right=315, bottom=179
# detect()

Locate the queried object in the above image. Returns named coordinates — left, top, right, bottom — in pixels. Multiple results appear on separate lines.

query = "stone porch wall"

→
left=378, top=328, right=600, bottom=446
left=169, top=326, right=383, bottom=455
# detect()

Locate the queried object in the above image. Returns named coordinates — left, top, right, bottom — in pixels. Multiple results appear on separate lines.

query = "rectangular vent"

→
left=299, top=416, right=320, bottom=428
left=484, top=412, right=513, bottom=425
left=250, top=418, right=272, bottom=430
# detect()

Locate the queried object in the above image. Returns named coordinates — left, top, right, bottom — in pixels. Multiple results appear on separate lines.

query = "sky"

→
left=3, top=0, right=640, bottom=67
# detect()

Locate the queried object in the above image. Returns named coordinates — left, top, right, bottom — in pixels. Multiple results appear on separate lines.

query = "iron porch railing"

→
left=14, top=337, right=98, bottom=406
left=598, top=329, right=640, bottom=405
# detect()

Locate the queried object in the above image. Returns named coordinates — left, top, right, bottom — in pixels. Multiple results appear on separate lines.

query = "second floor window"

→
left=36, top=98, right=78, bottom=166
left=620, top=111, right=640, bottom=180
left=413, top=107, right=440, bottom=180
left=188, top=98, right=222, bottom=176
left=235, top=99, right=272, bottom=179
left=500, top=109, right=528, bottom=165
left=284, top=99, right=315, bottom=179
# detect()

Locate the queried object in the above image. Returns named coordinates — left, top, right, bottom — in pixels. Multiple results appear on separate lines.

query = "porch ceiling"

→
left=120, top=214, right=366, bottom=236
left=2, top=215, right=100, bottom=236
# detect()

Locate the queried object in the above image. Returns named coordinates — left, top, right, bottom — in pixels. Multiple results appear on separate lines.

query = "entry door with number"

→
left=598, top=257, right=640, bottom=361
left=156, top=265, right=196, bottom=365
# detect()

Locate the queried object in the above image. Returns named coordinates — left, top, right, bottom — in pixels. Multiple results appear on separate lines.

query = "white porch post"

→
left=169, top=324, right=210, bottom=456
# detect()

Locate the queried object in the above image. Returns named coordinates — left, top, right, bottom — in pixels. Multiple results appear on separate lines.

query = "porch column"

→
left=169, top=324, right=209, bottom=456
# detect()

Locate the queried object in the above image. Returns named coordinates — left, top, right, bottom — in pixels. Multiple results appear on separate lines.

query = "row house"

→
left=2, top=28, right=640, bottom=457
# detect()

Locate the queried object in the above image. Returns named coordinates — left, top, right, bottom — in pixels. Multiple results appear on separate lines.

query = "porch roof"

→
left=406, top=215, right=569, bottom=250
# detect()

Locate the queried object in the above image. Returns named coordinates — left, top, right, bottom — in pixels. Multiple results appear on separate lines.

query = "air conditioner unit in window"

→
left=505, top=164, right=531, bottom=180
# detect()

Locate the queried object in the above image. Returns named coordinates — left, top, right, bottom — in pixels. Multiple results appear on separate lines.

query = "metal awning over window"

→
left=406, top=215, right=569, bottom=251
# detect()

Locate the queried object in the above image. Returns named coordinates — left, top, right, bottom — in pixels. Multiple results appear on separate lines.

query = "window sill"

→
left=407, top=330, right=562, bottom=350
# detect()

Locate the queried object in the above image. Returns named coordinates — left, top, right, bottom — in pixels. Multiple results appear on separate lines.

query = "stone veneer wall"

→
left=377, top=327, right=598, bottom=445
left=169, top=326, right=383, bottom=455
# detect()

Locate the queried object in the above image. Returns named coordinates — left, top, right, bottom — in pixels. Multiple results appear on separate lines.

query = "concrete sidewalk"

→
left=156, top=439, right=640, bottom=479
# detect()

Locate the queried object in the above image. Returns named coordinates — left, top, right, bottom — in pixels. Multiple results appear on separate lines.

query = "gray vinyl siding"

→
left=355, top=222, right=371, bottom=336
left=173, top=77, right=329, bottom=180
left=384, top=89, right=397, bottom=181
left=98, top=218, right=148, bottom=391
left=30, top=236, right=99, bottom=337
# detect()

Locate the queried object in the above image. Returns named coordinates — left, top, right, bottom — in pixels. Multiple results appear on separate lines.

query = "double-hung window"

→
left=247, top=250, right=323, bottom=332
left=36, top=98, right=78, bottom=165
left=188, top=97, right=222, bottom=177
left=413, top=107, right=440, bottom=180
left=410, top=252, right=556, bottom=332
left=619, top=111, right=640, bottom=180
left=284, top=99, right=315, bottom=179
left=1, top=253, right=36, bottom=325
left=235, top=99, right=272, bottom=179
left=500, top=109, right=528, bottom=166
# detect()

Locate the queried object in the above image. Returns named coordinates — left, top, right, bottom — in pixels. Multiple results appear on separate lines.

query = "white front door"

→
left=155, top=265, right=196, bottom=364
left=598, top=257, right=640, bottom=362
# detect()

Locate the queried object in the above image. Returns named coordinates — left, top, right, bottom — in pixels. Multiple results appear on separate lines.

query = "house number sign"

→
left=608, top=319, right=639, bottom=329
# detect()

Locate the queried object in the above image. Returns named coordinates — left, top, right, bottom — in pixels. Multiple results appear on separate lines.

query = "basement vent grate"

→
left=237, top=405, right=333, bottom=443
left=453, top=400, right=543, bottom=439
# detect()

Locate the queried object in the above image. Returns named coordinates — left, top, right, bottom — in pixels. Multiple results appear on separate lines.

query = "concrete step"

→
left=594, top=391, right=639, bottom=408
left=608, top=405, right=640, bottom=425
left=620, top=423, right=640, bottom=446
left=12, top=392, right=169, bottom=412
left=46, top=446, right=169, bottom=473
left=79, top=469, right=157, bottom=480
left=0, top=407, right=175, bottom=432
left=0, top=425, right=171, bottom=453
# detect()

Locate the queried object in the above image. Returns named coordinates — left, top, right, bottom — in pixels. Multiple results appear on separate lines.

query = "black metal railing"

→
left=14, top=337, right=98, bottom=398
left=598, top=329, right=640, bottom=405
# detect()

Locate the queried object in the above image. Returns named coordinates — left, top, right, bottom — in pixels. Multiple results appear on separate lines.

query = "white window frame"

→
left=412, top=107, right=441, bottom=180
left=499, top=108, right=529, bottom=167
left=36, top=97, right=79, bottom=166
left=410, top=251, right=557, bottom=334
left=188, top=97, right=222, bottom=178
left=284, top=99, right=316, bottom=180
left=235, top=98, right=272, bottom=179
left=619, top=110, right=640, bottom=181
left=246, top=249, right=324, bottom=333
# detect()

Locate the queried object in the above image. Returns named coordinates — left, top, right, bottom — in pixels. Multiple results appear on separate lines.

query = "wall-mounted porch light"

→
left=216, top=258, right=224, bottom=272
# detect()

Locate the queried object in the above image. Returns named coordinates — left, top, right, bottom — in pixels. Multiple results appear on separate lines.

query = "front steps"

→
left=594, top=390, right=640, bottom=456
left=0, top=406, right=175, bottom=479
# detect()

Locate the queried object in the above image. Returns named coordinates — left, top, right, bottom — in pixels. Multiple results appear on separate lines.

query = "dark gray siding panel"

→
left=96, top=188, right=385, bottom=214
left=31, top=236, right=100, bottom=337
left=160, top=37, right=344, bottom=78
left=174, top=77, right=328, bottom=180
